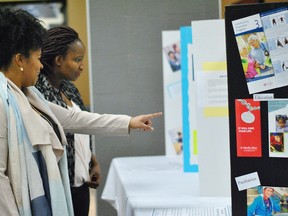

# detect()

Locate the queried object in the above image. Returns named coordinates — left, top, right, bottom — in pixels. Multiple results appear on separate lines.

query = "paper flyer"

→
left=235, top=99, right=262, bottom=157
left=162, top=31, right=183, bottom=157
left=261, top=7, right=288, bottom=88
left=268, top=100, right=288, bottom=157
left=232, top=7, right=288, bottom=94
left=232, top=13, right=276, bottom=94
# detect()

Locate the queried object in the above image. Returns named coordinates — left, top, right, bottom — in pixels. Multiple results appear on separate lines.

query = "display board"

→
left=192, top=19, right=230, bottom=197
left=225, top=2, right=288, bottom=215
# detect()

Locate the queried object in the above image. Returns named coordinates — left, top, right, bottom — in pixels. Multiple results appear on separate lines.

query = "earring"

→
left=20, top=67, right=24, bottom=72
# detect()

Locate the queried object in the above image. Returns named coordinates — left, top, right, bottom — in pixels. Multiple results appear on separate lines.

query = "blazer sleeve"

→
left=0, top=99, right=20, bottom=215
left=48, top=101, right=131, bottom=136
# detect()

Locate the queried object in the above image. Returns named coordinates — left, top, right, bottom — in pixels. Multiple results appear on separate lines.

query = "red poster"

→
left=235, top=99, right=262, bottom=157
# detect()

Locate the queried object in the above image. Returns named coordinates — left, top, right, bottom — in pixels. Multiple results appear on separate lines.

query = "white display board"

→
left=192, top=19, right=231, bottom=196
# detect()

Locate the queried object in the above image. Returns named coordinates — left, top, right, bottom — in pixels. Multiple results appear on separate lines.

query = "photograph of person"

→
left=235, top=32, right=274, bottom=82
left=276, top=115, right=288, bottom=133
left=163, top=42, right=181, bottom=72
left=169, top=128, right=183, bottom=155
left=247, top=33, right=273, bottom=74
left=270, top=132, right=284, bottom=153
left=247, top=186, right=281, bottom=216
left=238, top=41, right=259, bottom=80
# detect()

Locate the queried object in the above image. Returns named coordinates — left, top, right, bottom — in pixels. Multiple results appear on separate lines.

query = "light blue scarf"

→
left=0, top=72, right=73, bottom=216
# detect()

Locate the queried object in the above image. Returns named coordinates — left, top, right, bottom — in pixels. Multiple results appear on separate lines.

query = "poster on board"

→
left=232, top=7, right=288, bottom=94
left=268, top=100, right=288, bottom=158
left=235, top=99, right=262, bottom=157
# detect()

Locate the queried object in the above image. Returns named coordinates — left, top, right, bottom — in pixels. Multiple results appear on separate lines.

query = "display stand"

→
left=226, top=2, right=288, bottom=215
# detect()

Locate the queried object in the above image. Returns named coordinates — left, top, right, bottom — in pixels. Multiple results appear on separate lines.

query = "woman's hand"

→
left=129, top=112, right=163, bottom=131
left=86, top=154, right=101, bottom=189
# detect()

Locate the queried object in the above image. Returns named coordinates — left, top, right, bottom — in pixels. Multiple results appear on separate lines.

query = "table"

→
left=101, top=155, right=231, bottom=216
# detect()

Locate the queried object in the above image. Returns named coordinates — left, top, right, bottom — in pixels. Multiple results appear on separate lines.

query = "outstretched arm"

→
left=49, top=101, right=162, bottom=135
left=129, top=112, right=163, bottom=131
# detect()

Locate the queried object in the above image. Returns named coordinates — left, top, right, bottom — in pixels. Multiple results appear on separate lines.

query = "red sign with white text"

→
left=235, top=99, right=262, bottom=157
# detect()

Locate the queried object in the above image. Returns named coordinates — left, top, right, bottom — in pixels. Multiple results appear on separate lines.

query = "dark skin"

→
left=86, top=154, right=101, bottom=188
left=47, top=40, right=101, bottom=188
left=46, top=40, right=162, bottom=188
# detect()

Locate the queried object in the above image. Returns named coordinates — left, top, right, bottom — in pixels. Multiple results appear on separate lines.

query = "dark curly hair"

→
left=0, top=7, right=46, bottom=71
left=40, top=26, right=81, bottom=76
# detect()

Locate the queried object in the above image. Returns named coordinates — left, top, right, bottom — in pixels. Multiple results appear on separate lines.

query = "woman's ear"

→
left=55, top=55, right=63, bottom=66
left=15, top=53, right=24, bottom=67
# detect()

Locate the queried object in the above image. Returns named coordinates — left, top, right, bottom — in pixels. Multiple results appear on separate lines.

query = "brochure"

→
left=235, top=99, right=261, bottom=157
left=232, top=7, right=288, bottom=94
left=268, top=100, right=288, bottom=157
left=261, top=7, right=288, bottom=87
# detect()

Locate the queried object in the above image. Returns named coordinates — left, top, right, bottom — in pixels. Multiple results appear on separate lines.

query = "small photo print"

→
left=163, top=41, right=181, bottom=72
left=270, top=132, right=284, bottom=153
left=168, top=128, right=183, bottom=155
left=275, top=115, right=288, bottom=132
left=247, top=186, right=288, bottom=215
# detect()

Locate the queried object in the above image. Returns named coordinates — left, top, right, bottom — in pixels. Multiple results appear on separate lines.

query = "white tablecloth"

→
left=101, top=155, right=230, bottom=216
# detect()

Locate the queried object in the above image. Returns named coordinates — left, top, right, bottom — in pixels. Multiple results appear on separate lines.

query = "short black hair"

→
left=0, top=7, right=46, bottom=70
